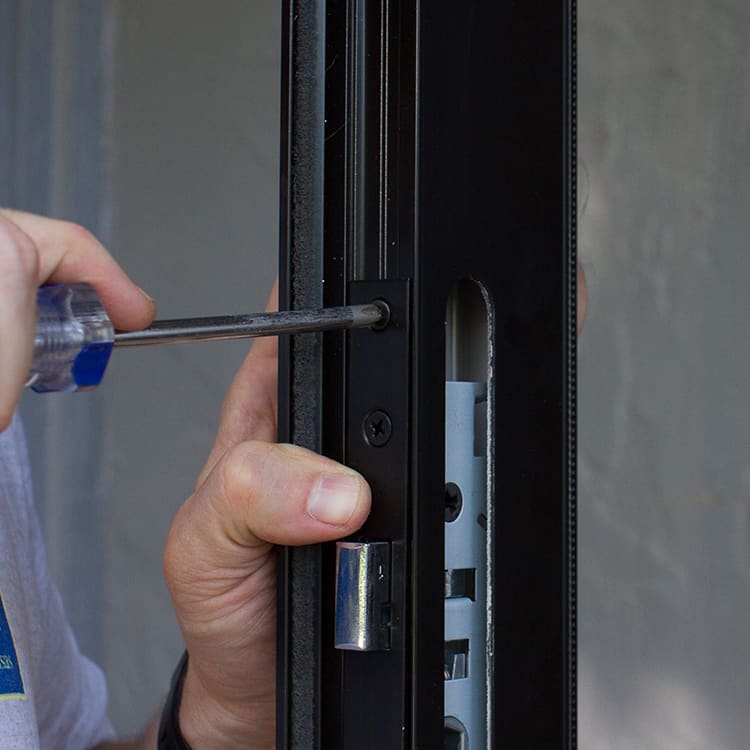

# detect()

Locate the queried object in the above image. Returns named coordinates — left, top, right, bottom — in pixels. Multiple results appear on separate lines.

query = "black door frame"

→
left=278, top=1, right=577, bottom=747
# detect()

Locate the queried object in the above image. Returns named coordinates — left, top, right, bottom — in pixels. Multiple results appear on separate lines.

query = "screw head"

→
left=444, top=482, right=463, bottom=522
left=362, top=410, right=392, bottom=447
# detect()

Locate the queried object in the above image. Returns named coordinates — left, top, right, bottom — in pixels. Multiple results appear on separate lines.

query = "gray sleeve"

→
left=12, top=419, right=116, bottom=750
left=33, top=581, right=117, bottom=750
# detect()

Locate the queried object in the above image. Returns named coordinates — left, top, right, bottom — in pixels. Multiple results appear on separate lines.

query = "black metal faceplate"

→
left=278, top=1, right=576, bottom=748
left=335, top=279, right=411, bottom=746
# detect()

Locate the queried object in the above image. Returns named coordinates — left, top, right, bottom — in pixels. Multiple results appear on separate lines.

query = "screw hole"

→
left=444, top=482, right=463, bottom=522
left=370, top=299, right=391, bottom=330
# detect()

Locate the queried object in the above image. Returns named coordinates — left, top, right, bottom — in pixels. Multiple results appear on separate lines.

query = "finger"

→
left=0, top=217, right=40, bottom=430
left=167, top=441, right=371, bottom=587
left=209, top=349, right=278, bottom=469
left=0, top=208, right=156, bottom=331
left=199, top=281, right=279, bottom=484
left=242, top=277, right=278, bottom=363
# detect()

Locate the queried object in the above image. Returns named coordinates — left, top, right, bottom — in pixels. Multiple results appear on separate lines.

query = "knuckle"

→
left=62, top=221, right=106, bottom=262
left=219, top=443, right=259, bottom=500
left=0, top=221, right=39, bottom=283
left=64, top=221, right=96, bottom=246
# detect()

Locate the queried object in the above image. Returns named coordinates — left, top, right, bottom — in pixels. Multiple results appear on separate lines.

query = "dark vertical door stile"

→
left=278, top=1, right=576, bottom=748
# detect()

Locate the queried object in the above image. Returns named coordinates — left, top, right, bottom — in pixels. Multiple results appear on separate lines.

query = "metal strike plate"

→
left=335, top=541, right=391, bottom=651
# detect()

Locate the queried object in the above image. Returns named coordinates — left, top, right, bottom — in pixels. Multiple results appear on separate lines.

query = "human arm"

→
left=1, top=210, right=583, bottom=747
left=0, top=208, right=155, bottom=430
left=0, top=210, right=158, bottom=749
left=0, top=212, right=363, bottom=748
left=93, top=432, right=369, bottom=750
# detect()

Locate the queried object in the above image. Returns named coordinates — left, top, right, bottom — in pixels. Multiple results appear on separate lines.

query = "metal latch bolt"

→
left=334, top=541, right=391, bottom=651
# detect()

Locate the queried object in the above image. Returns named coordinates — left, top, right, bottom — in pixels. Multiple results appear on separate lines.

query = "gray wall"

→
left=579, top=1, right=750, bottom=748
left=12, top=0, right=279, bottom=736
left=103, top=0, right=279, bottom=732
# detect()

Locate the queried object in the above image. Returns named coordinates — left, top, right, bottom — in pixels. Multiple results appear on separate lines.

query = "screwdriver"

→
left=28, top=283, right=388, bottom=393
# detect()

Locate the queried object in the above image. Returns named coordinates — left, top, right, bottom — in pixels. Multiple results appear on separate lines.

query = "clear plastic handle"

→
left=28, top=284, right=114, bottom=393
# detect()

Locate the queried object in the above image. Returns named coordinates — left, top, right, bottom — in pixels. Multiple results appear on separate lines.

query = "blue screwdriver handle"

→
left=28, top=284, right=114, bottom=393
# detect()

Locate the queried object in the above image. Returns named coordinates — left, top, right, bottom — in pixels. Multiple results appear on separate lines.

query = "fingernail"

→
left=307, top=473, right=361, bottom=526
left=137, top=286, right=156, bottom=304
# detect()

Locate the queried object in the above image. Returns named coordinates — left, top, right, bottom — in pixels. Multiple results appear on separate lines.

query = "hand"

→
left=163, top=284, right=371, bottom=749
left=163, top=263, right=587, bottom=749
left=0, top=209, right=155, bottom=430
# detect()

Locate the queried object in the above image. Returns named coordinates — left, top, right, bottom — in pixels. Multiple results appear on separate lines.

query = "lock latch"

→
left=334, top=541, right=391, bottom=651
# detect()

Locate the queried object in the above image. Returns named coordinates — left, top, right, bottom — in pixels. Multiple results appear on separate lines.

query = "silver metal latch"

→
left=334, top=541, right=391, bottom=651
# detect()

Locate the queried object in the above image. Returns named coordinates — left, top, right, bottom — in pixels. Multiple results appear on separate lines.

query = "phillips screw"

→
left=362, top=410, right=392, bottom=447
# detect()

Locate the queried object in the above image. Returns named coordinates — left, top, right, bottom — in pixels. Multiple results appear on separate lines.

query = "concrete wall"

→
left=578, top=1, right=750, bottom=748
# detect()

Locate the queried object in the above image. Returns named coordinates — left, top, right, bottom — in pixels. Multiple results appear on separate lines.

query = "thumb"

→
left=165, top=441, right=371, bottom=600
left=164, top=442, right=370, bottom=740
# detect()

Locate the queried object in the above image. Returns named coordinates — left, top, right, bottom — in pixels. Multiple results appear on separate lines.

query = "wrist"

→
left=178, top=658, right=274, bottom=750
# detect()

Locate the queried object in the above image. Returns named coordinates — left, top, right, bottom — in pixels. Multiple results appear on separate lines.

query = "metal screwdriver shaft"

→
left=114, top=303, right=385, bottom=347
left=29, top=284, right=388, bottom=393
